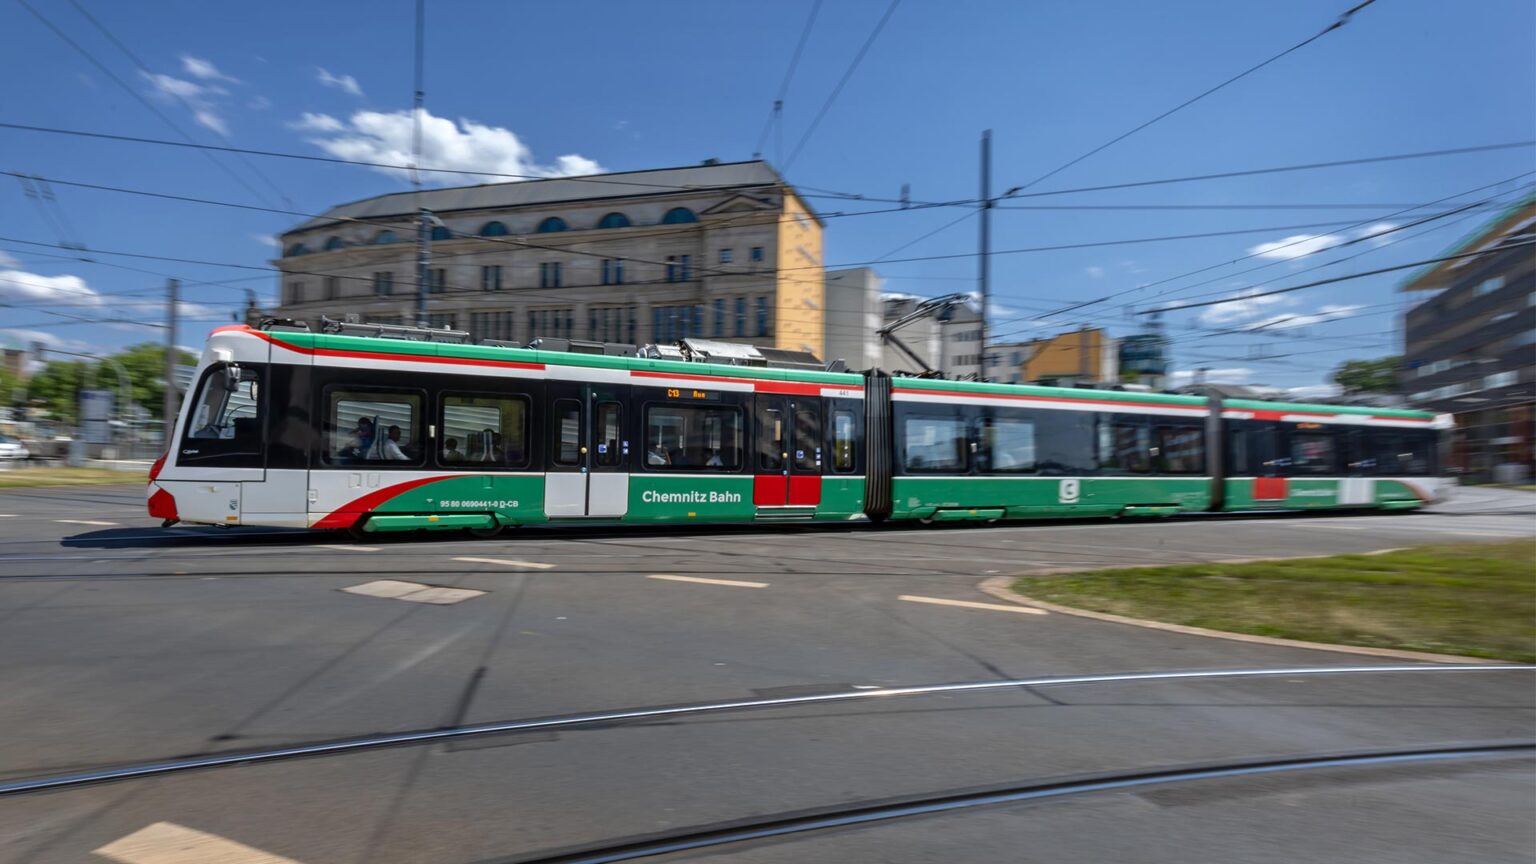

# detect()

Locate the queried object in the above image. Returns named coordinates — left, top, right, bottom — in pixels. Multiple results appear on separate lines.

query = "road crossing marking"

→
left=316, top=544, right=381, bottom=552
left=341, top=579, right=486, bottom=604
left=94, top=821, right=307, bottom=863
left=452, top=556, right=555, bottom=570
left=898, top=595, right=1048, bottom=615
left=647, top=574, right=769, bottom=589
left=54, top=519, right=118, bottom=526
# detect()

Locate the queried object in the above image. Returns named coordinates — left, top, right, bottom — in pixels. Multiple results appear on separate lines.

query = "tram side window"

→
left=758, top=407, right=784, bottom=472
left=440, top=394, right=528, bottom=468
left=1099, top=419, right=1151, bottom=473
left=180, top=364, right=264, bottom=467
left=1370, top=432, right=1432, bottom=475
left=979, top=415, right=1035, bottom=473
left=1290, top=432, right=1337, bottom=475
left=832, top=410, right=856, bottom=473
left=793, top=405, right=820, bottom=471
left=902, top=414, right=968, bottom=472
left=594, top=402, right=622, bottom=467
left=645, top=404, right=742, bottom=470
left=323, top=389, right=424, bottom=466
left=1155, top=426, right=1204, bottom=474
left=552, top=400, right=581, bottom=467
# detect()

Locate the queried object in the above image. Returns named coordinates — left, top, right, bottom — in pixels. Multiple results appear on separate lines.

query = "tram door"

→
left=753, top=395, right=822, bottom=508
left=544, top=382, right=629, bottom=518
left=1252, top=425, right=1288, bottom=504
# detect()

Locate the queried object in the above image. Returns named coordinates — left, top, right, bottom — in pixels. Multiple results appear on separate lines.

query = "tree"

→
left=110, top=343, right=197, bottom=415
left=25, top=359, right=88, bottom=424
left=1332, top=356, right=1401, bottom=394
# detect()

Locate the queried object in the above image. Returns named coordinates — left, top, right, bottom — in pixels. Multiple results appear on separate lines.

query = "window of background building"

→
left=734, top=297, right=747, bottom=337
left=470, top=311, right=515, bottom=342
left=481, top=265, right=502, bottom=292
left=665, top=256, right=678, bottom=283
left=373, top=271, right=393, bottom=296
left=713, top=298, right=725, bottom=337
left=680, top=255, right=692, bottom=281
left=1477, top=276, right=1505, bottom=296
left=429, top=268, right=446, bottom=294
left=324, top=276, right=339, bottom=300
left=750, top=246, right=764, bottom=262
left=427, top=313, right=456, bottom=331
left=539, top=262, right=562, bottom=289
left=286, top=281, right=304, bottom=304
left=719, top=248, right=733, bottom=264
left=755, top=296, right=769, bottom=337
left=602, top=258, right=626, bottom=286
left=528, top=308, right=572, bottom=340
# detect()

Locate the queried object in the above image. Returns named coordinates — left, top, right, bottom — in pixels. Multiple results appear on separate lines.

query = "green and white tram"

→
left=148, top=321, right=1450, bottom=535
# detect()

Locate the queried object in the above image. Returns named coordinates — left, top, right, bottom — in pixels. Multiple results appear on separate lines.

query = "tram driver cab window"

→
left=180, top=363, right=264, bottom=467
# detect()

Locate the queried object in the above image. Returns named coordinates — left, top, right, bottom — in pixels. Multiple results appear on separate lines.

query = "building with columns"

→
left=271, top=160, right=826, bottom=356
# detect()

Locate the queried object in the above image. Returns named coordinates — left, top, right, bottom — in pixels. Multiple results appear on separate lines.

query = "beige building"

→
left=272, top=160, right=826, bottom=356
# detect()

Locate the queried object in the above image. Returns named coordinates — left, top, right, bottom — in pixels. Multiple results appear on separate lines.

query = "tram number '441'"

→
left=1058, top=479, right=1081, bottom=504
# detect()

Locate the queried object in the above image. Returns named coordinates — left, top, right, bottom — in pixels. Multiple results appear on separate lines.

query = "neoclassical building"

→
left=272, top=160, right=826, bottom=356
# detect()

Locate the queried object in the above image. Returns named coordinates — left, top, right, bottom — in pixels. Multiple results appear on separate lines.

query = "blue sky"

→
left=1, top=0, right=1532, bottom=393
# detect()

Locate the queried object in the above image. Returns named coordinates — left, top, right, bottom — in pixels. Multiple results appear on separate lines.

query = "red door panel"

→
left=1253, top=476, right=1288, bottom=500
left=787, top=474, right=822, bottom=506
left=753, top=475, right=788, bottom=506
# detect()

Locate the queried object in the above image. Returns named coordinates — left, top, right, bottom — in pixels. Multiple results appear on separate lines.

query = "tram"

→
left=147, top=320, right=1451, bottom=536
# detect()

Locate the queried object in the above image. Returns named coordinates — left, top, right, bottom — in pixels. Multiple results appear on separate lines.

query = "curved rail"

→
left=0, top=664, right=1528, bottom=797
left=499, top=744, right=1534, bottom=864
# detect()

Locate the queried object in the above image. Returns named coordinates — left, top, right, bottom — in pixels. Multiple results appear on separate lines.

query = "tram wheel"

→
left=467, top=525, right=506, bottom=539
left=343, top=523, right=372, bottom=543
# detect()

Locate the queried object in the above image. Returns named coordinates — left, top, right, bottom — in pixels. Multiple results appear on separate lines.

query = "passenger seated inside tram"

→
left=705, top=449, right=724, bottom=468
left=379, top=425, right=409, bottom=461
left=342, top=417, right=375, bottom=460
left=442, top=438, right=464, bottom=463
left=647, top=441, right=671, bottom=466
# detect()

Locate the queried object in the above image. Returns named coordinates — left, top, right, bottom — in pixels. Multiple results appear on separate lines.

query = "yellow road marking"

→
left=94, top=821, right=306, bottom=863
left=898, top=595, right=1048, bottom=615
left=647, top=574, right=769, bottom=588
left=452, top=556, right=555, bottom=570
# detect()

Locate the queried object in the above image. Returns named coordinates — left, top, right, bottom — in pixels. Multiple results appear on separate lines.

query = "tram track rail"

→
left=489, top=743, right=1535, bottom=864
left=0, top=664, right=1527, bottom=798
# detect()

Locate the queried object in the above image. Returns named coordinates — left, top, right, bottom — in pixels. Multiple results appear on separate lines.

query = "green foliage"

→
left=1332, top=356, right=1401, bottom=394
left=19, top=343, right=197, bottom=424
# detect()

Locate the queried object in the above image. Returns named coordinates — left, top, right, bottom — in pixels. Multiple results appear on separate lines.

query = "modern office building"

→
left=1401, top=194, right=1535, bottom=482
left=271, top=160, right=826, bottom=357
left=822, top=267, right=883, bottom=370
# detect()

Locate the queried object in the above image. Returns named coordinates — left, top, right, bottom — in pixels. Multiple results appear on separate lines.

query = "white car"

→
left=0, top=435, right=30, bottom=460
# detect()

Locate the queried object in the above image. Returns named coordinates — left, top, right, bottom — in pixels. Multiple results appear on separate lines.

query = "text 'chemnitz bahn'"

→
left=148, top=322, right=1450, bottom=537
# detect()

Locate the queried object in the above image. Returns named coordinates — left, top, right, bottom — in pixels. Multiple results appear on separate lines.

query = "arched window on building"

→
left=370, top=230, right=397, bottom=245
left=535, top=217, right=568, bottom=233
left=431, top=225, right=453, bottom=241
left=323, top=236, right=345, bottom=251
left=479, top=221, right=510, bottom=237
left=596, top=212, right=631, bottom=230
left=661, top=207, right=698, bottom=224
left=285, top=243, right=309, bottom=257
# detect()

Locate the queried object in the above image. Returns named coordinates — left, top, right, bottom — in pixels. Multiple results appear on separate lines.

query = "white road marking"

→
left=452, top=556, right=555, bottom=570
left=316, top=544, right=381, bottom=552
left=54, top=519, right=118, bottom=526
left=94, top=820, right=307, bottom=863
left=0, top=514, right=15, bottom=517
left=647, top=574, right=769, bottom=589
left=1449, top=531, right=1524, bottom=537
left=341, top=579, right=485, bottom=605
left=898, top=595, right=1048, bottom=615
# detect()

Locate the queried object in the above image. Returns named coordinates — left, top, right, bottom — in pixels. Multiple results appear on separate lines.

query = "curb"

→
left=977, top=576, right=1497, bottom=665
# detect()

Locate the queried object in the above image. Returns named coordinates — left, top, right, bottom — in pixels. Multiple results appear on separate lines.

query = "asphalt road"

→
left=0, top=483, right=1531, bottom=863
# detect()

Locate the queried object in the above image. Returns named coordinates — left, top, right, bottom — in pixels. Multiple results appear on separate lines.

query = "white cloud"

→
left=1356, top=222, right=1399, bottom=246
left=252, top=233, right=281, bottom=249
left=1085, top=265, right=1105, bottom=278
left=1168, top=367, right=1253, bottom=387
left=1284, top=383, right=1342, bottom=401
left=289, top=112, right=345, bottom=132
left=180, top=54, right=240, bottom=83
left=0, top=251, right=17, bottom=268
left=1197, top=287, right=1294, bottom=326
left=141, top=71, right=231, bottom=137
left=247, top=94, right=272, bottom=111
left=1248, top=232, right=1344, bottom=261
left=299, top=108, right=603, bottom=183
left=316, top=67, right=364, bottom=97
left=0, top=269, right=98, bottom=305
